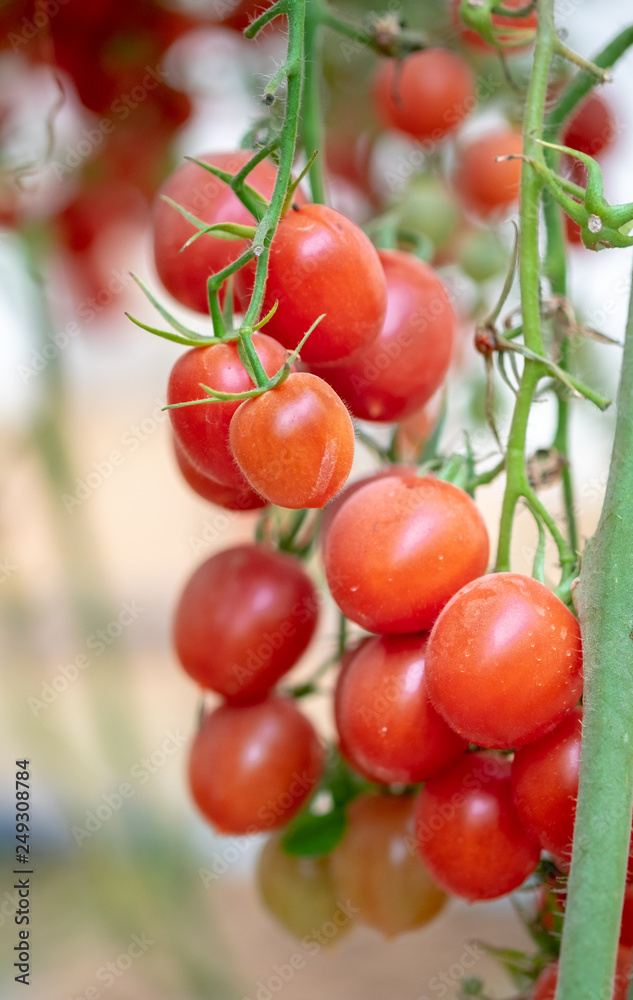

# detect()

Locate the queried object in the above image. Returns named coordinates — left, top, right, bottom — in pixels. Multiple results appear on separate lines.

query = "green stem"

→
left=242, top=0, right=306, bottom=333
left=495, top=0, right=556, bottom=573
left=303, top=0, right=327, bottom=204
left=555, top=259, right=633, bottom=1000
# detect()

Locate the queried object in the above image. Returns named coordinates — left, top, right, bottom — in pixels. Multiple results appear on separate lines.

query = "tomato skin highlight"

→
left=415, top=752, right=541, bottom=902
left=335, top=634, right=468, bottom=785
left=240, top=203, right=387, bottom=364
left=309, top=250, right=455, bottom=423
left=324, top=475, right=490, bottom=634
left=167, top=333, right=288, bottom=489
left=511, top=708, right=582, bottom=865
left=454, top=131, right=523, bottom=218
left=173, top=543, right=319, bottom=700
left=330, top=794, right=447, bottom=937
left=373, top=48, right=475, bottom=141
left=229, top=372, right=355, bottom=509
left=188, top=697, right=324, bottom=834
left=425, top=572, right=583, bottom=750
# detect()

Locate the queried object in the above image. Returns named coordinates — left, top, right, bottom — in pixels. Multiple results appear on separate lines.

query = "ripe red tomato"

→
left=425, top=573, right=584, bottom=749
left=239, top=203, right=387, bottom=364
left=153, top=151, right=280, bottom=313
left=188, top=697, right=324, bottom=834
left=323, top=475, right=490, bottom=634
left=229, top=372, right=355, bottom=509
left=309, top=250, right=455, bottom=422
left=511, top=708, right=582, bottom=865
left=330, top=794, right=447, bottom=937
left=320, top=465, right=417, bottom=547
left=167, top=333, right=288, bottom=489
left=172, top=436, right=267, bottom=510
left=453, top=131, right=523, bottom=218
left=563, top=92, right=616, bottom=158
left=373, top=48, right=475, bottom=142
left=451, top=0, right=537, bottom=52
left=173, top=544, right=319, bottom=700
left=335, top=634, right=468, bottom=785
left=532, top=949, right=633, bottom=1000
left=415, top=752, right=541, bottom=901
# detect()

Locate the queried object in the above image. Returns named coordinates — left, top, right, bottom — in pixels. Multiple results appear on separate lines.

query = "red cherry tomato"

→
left=425, top=573, right=583, bottom=749
left=563, top=92, right=616, bottom=158
left=373, top=48, right=475, bottom=142
left=324, top=475, right=490, bottom=634
left=239, top=203, right=387, bottom=364
left=172, top=436, right=267, bottom=510
left=309, top=250, right=455, bottom=422
left=167, top=333, right=288, bottom=489
left=511, top=708, right=582, bottom=864
left=330, top=794, right=447, bottom=937
left=173, top=544, right=319, bottom=700
left=454, top=131, right=523, bottom=218
left=188, top=697, right=324, bottom=834
left=532, top=949, right=633, bottom=1000
left=415, top=752, right=541, bottom=901
left=320, top=465, right=417, bottom=547
left=229, top=372, right=355, bottom=509
left=153, top=151, right=281, bottom=313
left=335, top=634, right=468, bottom=785
left=451, top=0, right=537, bottom=52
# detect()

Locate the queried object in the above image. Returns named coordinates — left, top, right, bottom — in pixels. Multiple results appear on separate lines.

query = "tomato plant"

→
left=415, top=752, right=541, bottom=901
left=309, top=249, right=455, bottom=422
left=188, top=697, right=324, bottom=834
left=173, top=544, right=319, bottom=700
left=324, top=475, right=490, bottom=633
left=425, top=573, right=583, bottom=749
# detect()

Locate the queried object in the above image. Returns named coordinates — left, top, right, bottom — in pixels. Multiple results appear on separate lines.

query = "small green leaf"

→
left=280, top=808, right=347, bottom=858
left=126, top=313, right=219, bottom=348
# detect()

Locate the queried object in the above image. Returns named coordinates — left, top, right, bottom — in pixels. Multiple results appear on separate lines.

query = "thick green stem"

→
left=241, top=0, right=306, bottom=331
left=495, top=0, right=556, bottom=572
left=303, top=0, right=327, bottom=204
left=555, top=260, right=633, bottom=1000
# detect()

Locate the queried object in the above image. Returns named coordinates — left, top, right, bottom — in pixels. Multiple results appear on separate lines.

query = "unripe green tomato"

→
left=396, top=176, right=460, bottom=250
left=459, top=228, right=508, bottom=282
left=256, top=835, right=353, bottom=944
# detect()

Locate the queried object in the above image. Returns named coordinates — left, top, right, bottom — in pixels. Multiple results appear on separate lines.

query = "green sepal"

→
left=130, top=273, right=206, bottom=338
left=125, top=313, right=222, bottom=348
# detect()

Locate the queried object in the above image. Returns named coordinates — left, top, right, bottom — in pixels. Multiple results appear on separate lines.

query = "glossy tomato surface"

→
left=563, top=92, right=616, bottom=158
left=229, top=372, right=355, bottom=509
left=188, top=697, right=324, bottom=834
left=167, top=333, right=288, bottom=489
left=425, top=573, right=583, bottom=749
left=153, top=151, right=282, bottom=313
left=415, top=752, right=541, bottom=901
left=172, top=436, right=266, bottom=510
left=309, top=250, right=455, bottom=422
left=241, top=203, right=387, bottom=364
left=454, top=131, right=523, bottom=218
left=512, top=708, right=582, bottom=865
left=330, top=794, right=447, bottom=937
left=173, top=544, right=319, bottom=700
left=373, top=48, right=475, bottom=141
left=335, top=634, right=468, bottom=784
left=324, top=475, right=490, bottom=634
